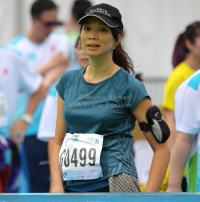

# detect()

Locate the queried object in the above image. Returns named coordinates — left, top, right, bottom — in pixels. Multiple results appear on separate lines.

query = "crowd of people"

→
left=0, top=0, right=199, bottom=194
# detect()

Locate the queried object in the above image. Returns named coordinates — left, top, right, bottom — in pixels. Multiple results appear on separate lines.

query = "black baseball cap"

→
left=78, top=3, right=123, bottom=31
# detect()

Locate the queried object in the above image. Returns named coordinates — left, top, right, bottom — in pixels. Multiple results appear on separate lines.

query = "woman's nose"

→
left=88, top=30, right=98, bottom=39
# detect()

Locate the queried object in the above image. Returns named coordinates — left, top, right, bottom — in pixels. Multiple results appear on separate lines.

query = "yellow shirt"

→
left=162, top=62, right=195, bottom=111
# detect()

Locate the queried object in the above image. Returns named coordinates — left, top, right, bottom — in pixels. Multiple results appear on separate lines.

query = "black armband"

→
left=139, top=105, right=170, bottom=143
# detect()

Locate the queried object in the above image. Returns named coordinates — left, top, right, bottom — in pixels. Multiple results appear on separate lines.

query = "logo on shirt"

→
left=2, top=68, right=9, bottom=76
left=28, top=53, right=36, bottom=61
left=72, top=134, right=79, bottom=140
left=51, top=46, right=56, bottom=52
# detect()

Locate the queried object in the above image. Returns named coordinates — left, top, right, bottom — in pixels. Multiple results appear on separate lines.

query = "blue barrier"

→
left=0, top=193, right=200, bottom=202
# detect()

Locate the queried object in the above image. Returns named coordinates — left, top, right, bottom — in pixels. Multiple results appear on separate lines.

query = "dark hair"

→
left=31, top=0, right=57, bottom=17
left=72, top=0, right=92, bottom=21
left=172, top=21, right=200, bottom=68
left=135, top=73, right=143, bottom=83
left=111, top=28, right=134, bottom=74
left=75, top=36, right=80, bottom=48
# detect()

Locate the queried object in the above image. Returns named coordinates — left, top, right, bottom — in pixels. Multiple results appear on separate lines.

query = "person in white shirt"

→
left=0, top=46, right=45, bottom=138
left=167, top=70, right=200, bottom=192
left=0, top=46, right=46, bottom=192
left=8, top=0, right=69, bottom=193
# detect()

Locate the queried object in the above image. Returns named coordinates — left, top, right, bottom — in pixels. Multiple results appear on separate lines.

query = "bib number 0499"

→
left=60, top=148, right=96, bottom=167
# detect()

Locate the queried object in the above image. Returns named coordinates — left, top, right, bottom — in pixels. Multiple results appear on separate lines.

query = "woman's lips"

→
left=81, top=58, right=89, bottom=63
left=87, top=44, right=100, bottom=50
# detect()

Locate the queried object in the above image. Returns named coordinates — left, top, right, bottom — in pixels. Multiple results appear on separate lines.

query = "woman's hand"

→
left=10, top=120, right=28, bottom=142
left=50, top=184, right=65, bottom=193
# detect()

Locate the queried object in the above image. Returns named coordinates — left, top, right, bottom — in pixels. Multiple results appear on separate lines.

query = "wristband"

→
left=21, top=114, right=33, bottom=125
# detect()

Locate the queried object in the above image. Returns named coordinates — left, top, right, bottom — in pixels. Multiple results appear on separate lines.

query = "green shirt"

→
left=56, top=66, right=149, bottom=187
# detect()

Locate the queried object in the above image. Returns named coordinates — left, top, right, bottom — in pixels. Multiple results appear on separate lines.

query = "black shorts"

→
left=22, top=135, right=50, bottom=193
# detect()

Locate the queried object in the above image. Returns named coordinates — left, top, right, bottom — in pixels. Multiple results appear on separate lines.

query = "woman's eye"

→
left=83, top=27, right=90, bottom=31
left=99, top=28, right=106, bottom=32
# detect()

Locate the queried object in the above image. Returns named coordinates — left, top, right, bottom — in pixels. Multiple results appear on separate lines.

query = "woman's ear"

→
left=114, top=34, right=122, bottom=48
left=185, top=39, right=193, bottom=51
left=117, top=34, right=122, bottom=44
left=113, top=34, right=122, bottom=50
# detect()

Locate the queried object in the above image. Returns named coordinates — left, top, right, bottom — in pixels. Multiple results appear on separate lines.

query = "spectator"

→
left=65, top=0, right=92, bottom=71
left=162, top=21, right=200, bottom=192
left=163, top=21, right=200, bottom=152
left=167, top=70, right=200, bottom=192
left=0, top=46, right=46, bottom=192
left=8, top=0, right=69, bottom=193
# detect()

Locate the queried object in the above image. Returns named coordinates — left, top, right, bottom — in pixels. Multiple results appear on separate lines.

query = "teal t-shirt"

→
left=56, top=66, right=149, bottom=188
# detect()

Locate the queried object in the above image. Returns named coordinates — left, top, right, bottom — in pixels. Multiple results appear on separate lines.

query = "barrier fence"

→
left=1, top=193, right=200, bottom=202
left=143, top=77, right=167, bottom=105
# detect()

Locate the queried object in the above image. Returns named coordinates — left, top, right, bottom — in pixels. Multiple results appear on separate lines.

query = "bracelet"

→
left=21, top=114, right=33, bottom=125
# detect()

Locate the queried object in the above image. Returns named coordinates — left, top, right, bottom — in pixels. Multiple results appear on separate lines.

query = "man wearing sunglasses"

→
left=8, top=0, right=69, bottom=193
left=35, top=15, right=63, bottom=27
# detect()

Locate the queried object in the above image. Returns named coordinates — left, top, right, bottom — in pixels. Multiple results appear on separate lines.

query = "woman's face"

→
left=80, top=17, right=116, bottom=58
left=76, top=39, right=89, bottom=67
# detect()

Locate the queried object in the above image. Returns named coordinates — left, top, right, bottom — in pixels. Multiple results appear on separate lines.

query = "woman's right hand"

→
left=50, top=184, right=65, bottom=193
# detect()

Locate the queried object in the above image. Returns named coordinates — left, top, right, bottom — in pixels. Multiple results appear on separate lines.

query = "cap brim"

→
left=78, top=14, right=119, bottom=29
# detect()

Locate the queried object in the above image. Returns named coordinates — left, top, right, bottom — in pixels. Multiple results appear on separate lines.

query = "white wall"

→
left=0, top=0, right=20, bottom=46
left=1, top=0, right=200, bottom=78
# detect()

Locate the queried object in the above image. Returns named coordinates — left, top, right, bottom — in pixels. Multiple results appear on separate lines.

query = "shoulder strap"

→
left=138, top=122, right=152, bottom=132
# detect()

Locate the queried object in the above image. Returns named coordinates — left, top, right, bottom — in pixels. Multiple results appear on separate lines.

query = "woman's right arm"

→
left=50, top=95, right=66, bottom=193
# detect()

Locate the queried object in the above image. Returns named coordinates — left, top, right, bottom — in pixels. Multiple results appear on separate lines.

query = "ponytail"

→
left=172, top=33, right=186, bottom=68
left=111, top=28, right=134, bottom=74
left=172, top=21, right=200, bottom=68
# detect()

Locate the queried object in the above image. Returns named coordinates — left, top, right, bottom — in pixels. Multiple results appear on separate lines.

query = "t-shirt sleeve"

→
left=55, top=73, right=66, bottom=100
left=38, top=88, right=58, bottom=141
left=124, top=78, right=150, bottom=111
left=55, top=33, right=70, bottom=57
left=175, top=85, right=200, bottom=135
left=17, top=56, right=43, bottom=93
left=162, top=71, right=182, bottom=111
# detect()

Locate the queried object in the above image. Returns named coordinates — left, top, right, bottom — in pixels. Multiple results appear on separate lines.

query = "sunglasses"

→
left=36, top=16, right=63, bottom=27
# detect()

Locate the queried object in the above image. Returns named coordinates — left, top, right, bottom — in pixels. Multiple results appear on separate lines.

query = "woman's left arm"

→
left=132, top=97, right=170, bottom=192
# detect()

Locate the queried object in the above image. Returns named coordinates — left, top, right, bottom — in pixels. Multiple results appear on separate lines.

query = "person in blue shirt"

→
left=50, top=3, right=170, bottom=193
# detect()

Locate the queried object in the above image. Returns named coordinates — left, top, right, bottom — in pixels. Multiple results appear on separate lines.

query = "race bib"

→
left=0, top=92, right=8, bottom=127
left=59, top=133, right=104, bottom=181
